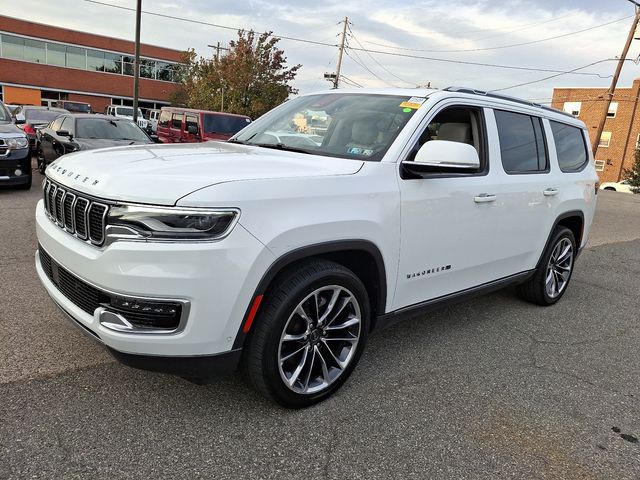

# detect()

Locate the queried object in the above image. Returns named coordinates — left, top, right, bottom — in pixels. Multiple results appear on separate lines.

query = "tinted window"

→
left=24, top=109, right=65, bottom=123
left=62, top=102, right=91, bottom=113
left=495, top=110, right=548, bottom=173
left=171, top=113, right=183, bottom=129
left=60, top=116, right=74, bottom=134
left=76, top=118, right=150, bottom=141
left=550, top=121, right=588, bottom=172
left=158, top=110, right=171, bottom=127
left=204, top=114, right=251, bottom=135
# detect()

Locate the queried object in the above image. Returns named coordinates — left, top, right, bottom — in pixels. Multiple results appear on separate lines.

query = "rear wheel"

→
left=517, top=226, right=576, bottom=306
left=243, top=260, right=370, bottom=408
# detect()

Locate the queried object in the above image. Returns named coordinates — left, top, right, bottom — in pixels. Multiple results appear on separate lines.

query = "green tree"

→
left=624, top=147, right=640, bottom=194
left=173, top=31, right=301, bottom=118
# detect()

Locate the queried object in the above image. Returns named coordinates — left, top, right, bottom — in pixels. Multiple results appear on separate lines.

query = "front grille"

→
left=39, top=246, right=182, bottom=330
left=43, top=178, right=108, bottom=246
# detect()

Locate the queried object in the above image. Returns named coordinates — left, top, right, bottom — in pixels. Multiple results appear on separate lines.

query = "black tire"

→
left=242, top=259, right=370, bottom=408
left=604, top=187, right=616, bottom=191
left=37, top=149, right=47, bottom=174
left=517, top=226, right=576, bottom=306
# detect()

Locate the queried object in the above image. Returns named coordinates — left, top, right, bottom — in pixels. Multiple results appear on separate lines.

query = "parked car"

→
left=55, top=100, right=92, bottom=114
left=13, top=106, right=69, bottom=154
left=35, top=87, right=598, bottom=408
left=599, top=179, right=634, bottom=193
left=105, top=105, right=149, bottom=131
left=36, top=114, right=154, bottom=173
left=156, top=107, right=251, bottom=143
left=147, top=109, right=160, bottom=133
left=0, top=101, right=31, bottom=189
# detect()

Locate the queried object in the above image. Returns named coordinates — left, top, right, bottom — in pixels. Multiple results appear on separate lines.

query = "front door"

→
left=394, top=103, right=506, bottom=310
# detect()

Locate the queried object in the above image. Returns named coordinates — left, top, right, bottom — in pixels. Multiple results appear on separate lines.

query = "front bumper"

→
left=0, top=148, right=31, bottom=185
left=35, top=199, right=275, bottom=360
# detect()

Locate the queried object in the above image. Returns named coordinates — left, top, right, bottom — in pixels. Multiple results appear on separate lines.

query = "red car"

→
left=156, top=107, right=251, bottom=143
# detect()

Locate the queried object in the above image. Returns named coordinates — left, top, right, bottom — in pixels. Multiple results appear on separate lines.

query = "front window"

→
left=232, top=93, right=423, bottom=160
left=76, top=118, right=149, bottom=141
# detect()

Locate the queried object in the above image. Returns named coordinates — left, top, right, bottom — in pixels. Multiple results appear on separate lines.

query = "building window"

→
left=563, top=102, right=581, bottom=117
left=599, top=132, right=611, bottom=148
left=66, top=45, right=86, bottom=69
left=24, top=39, right=45, bottom=63
left=1, top=34, right=24, bottom=60
left=594, top=160, right=605, bottom=171
left=607, top=102, right=618, bottom=118
left=87, top=49, right=105, bottom=71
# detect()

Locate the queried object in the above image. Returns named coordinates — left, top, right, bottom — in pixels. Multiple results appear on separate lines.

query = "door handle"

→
left=543, top=188, right=559, bottom=196
left=474, top=194, right=496, bottom=203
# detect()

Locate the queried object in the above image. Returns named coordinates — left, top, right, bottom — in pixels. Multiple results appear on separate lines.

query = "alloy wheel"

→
left=278, top=285, right=361, bottom=394
left=545, top=238, right=574, bottom=299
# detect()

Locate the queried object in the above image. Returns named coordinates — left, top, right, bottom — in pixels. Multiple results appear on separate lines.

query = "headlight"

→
left=5, top=137, right=28, bottom=149
left=107, top=205, right=239, bottom=240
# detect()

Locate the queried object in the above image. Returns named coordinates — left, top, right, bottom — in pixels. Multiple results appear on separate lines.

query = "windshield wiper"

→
left=249, top=143, right=314, bottom=155
left=227, top=139, right=246, bottom=145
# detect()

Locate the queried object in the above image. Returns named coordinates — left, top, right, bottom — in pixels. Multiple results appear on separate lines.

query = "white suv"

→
left=105, top=105, right=149, bottom=131
left=35, top=88, right=598, bottom=407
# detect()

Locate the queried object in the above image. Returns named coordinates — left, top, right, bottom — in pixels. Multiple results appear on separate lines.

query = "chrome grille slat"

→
left=43, top=178, right=108, bottom=246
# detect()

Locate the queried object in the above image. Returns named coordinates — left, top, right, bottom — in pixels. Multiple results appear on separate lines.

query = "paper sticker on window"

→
left=348, top=147, right=374, bottom=156
left=399, top=96, right=426, bottom=109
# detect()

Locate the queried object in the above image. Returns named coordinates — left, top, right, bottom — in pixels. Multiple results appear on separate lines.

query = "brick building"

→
left=552, top=79, right=640, bottom=183
left=0, top=15, right=183, bottom=114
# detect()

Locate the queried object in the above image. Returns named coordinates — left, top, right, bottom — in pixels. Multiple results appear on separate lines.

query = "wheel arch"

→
left=536, top=210, right=585, bottom=269
left=232, top=240, right=387, bottom=349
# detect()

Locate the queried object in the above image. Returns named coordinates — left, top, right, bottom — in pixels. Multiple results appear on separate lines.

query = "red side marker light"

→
left=242, top=295, right=263, bottom=333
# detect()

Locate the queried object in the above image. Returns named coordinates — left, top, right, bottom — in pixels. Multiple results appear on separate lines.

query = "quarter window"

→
left=494, top=110, right=548, bottom=174
left=185, top=115, right=199, bottom=133
left=549, top=121, right=588, bottom=172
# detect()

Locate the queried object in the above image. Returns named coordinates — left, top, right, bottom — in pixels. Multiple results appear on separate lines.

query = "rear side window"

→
left=549, top=121, right=588, bottom=172
left=158, top=110, right=171, bottom=127
left=171, top=113, right=183, bottom=129
left=203, top=114, right=251, bottom=135
left=185, top=114, right=199, bottom=132
left=495, top=110, right=548, bottom=174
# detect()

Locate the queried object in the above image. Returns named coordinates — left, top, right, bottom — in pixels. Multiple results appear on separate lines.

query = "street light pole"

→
left=132, top=0, right=142, bottom=123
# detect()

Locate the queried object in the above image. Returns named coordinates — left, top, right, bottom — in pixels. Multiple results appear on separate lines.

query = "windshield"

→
left=203, top=114, right=251, bottom=135
left=76, top=118, right=150, bottom=141
left=63, top=102, right=91, bottom=113
left=0, top=103, right=9, bottom=122
left=116, top=107, right=143, bottom=117
left=232, top=93, right=422, bottom=161
left=25, top=109, right=63, bottom=123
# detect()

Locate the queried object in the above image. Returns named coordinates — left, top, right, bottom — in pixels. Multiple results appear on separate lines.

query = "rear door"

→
left=184, top=114, right=200, bottom=142
left=156, top=110, right=172, bottom=142
left=171, top=112, right=184, bottom=142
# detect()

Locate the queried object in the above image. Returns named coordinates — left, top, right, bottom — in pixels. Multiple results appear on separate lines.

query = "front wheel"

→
left=517, top=226, right=576, bottom=306
left=242, top=260, right=370, bottom=408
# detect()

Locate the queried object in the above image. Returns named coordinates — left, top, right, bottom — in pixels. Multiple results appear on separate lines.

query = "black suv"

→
left=0, top=101, right=31, bottom=189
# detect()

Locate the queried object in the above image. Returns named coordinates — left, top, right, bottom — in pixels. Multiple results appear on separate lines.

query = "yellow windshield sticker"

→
left=400, top=96, right=426, bottom=109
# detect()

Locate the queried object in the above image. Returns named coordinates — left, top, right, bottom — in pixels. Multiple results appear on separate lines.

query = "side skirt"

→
left=375, top=270, right=535, bottom=331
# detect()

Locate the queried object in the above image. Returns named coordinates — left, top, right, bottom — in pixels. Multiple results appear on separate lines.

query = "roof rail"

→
left=443, top=86, right=575, bottom=119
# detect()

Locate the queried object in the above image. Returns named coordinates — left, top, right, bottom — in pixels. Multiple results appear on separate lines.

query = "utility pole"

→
left=207, top=42, right=229, bottom=61
left=591, top=3, right=640, bottom=156
left=324, top=17, right=349, bottom=89
left=132, top=0, right=142, bottom=123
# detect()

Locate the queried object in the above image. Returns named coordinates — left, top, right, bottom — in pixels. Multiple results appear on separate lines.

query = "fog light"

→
left=14, top=169, right=22, bottom=176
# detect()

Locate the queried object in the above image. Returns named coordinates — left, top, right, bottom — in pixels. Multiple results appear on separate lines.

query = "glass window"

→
left=24, top=108, right=65, bottom=123
left=203, top=113, right=252, bottom=135
left=76, top=118, right=149, bottom=141
left=60, top=116, right=74, bottom=134
left=87, top=49, right=105, bottom=71
left=46, top=43, right=66, bottom=66
left=50, top=116, right=65, bottom=131
left=562, top=102, right=581, bottom=117
left=156, top=62, right=172, bottom=81
left=234, top=93, right=420, bottom=161
left=66, top=46, right=86, bottom=69
left=2, top=34, right=24, bottom=60
left=549, top=121, right=588, bottom=172
left=495, top=110, right=548, bottom=173
left=607, top=102, right=618, bottom=118
left=104, top=52, right=122, bottom=74
left=594, top=160, right=605, bottom=171
left=24, top=39, right=45, bottom=63
left=140, top=59, right=156, bottom=79
left=185, top=114, right=199, bottom=132
left=158, top=110, right=171, bottom=127
left=599, top=132, right=611, bottom=148
left=171, top=113, right=183, bottom=129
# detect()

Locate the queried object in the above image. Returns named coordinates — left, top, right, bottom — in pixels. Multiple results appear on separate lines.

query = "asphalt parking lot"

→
left=1, top=168, right=639, bottom=479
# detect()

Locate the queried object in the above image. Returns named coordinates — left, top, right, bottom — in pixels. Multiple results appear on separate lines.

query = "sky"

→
left=2, top=0, right=639, bottom=103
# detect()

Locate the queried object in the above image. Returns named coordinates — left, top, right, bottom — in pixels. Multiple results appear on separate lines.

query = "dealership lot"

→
left=1, top=173, right=639, bottom=479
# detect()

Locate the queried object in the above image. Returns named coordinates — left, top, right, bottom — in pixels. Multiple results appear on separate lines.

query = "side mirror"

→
left=186, top=124, right=199, bottom=135
left=56, top=130, right=71, bottom=138
left=402, top=140, right=480, bottom=176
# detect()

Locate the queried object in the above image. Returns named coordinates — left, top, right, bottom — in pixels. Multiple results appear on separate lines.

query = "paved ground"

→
left=1, top=169, right=639, bottom=479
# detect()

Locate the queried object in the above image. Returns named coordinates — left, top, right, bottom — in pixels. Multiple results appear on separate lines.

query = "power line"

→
left=344, top=49, right=398, bottom=87
left=339, top=75, right=363, bottom=88
left=359, top=15, right=632, bottom=53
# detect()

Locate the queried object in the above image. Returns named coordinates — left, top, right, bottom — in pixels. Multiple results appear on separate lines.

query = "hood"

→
left=45, top=142, right=364, bottom=206
left=0, top=122, right=24, bottom=135
left=75, top=138, right=153, bottom=150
